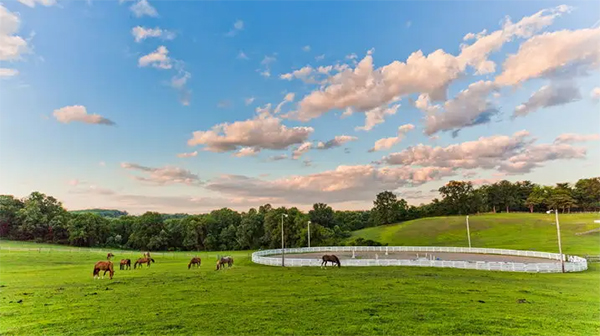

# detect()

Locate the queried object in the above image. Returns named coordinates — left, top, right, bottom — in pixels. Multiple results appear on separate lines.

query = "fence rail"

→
left=252, top=246, right=588, bottom=273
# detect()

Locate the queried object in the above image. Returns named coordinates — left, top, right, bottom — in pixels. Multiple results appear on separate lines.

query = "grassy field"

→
left=351, top=213, right=600, bottom=256
left=1, top=214, right=599, bottom=335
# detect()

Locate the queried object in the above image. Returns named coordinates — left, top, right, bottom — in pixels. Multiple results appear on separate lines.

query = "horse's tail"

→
left=334, top=255, right=341, bottom=267
left=151, top=258, right=155, bottom=263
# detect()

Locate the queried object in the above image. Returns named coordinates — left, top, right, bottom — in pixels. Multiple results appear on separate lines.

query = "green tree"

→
left=549, top=183, right=577, bottom=213
left=573, top=177, right=600, bottom=211
left=438, top=181, right=476, bottom=215
left=0, top=195, right=24, bottom=238
left=525, top=185, right=551, bottom=213
left=371, top=191, right=400, bottom=226
left=67, top=213, right=110, bottom=247
left=309, top=203, right=335, bottom=229
left=497, top=180, right=519, bottom=213
left=17, top=192, right=69, bottom=242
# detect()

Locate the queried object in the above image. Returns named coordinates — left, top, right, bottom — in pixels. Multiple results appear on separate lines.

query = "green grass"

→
left=1, top=213, right=599, bottom=335
left=352, top=213, right=600, bottom=256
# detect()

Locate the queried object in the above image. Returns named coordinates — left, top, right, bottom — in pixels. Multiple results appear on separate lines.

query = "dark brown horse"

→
left=188, top=257, right=201, bottom=269
left=216, top=256, right=234, bottom=270
left=93, top=261, right=114, bottom=279
left=120, top=259, right=131, bottom=270
left=134, top=257, right=155, bottom=269
left=321, top=255, right=341, bottom=268
left=107, top=252, right=114, bottom=260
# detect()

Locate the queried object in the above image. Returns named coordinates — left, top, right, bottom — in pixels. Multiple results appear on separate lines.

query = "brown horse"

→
left=107, top=252, right=114, bottom=260
left=216, top=256, right=234, bottom=270
left=134, top=257, right=155, bottom=269
left=188, top=257, right=201, bottom=269
left=321, top=255, right=341, bottom=268
left=120, top=259, right=131, bottom=270
left=93, top=261, right=114, bottom=279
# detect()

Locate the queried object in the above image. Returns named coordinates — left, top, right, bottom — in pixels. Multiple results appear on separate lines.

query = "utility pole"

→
left=281, top=213, right=288, bottom=267
left=307, top=221, right=311, bottom=248
left=466, top=215, right=472, bottom=248
left=555, top=210, right=565, bottom=273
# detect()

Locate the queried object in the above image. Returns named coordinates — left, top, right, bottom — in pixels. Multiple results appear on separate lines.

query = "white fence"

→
left=252, top=246, right=588, bottom=273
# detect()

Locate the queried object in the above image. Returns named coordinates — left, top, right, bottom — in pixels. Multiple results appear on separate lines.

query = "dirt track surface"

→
left=274, top=251, right=559, bottom=264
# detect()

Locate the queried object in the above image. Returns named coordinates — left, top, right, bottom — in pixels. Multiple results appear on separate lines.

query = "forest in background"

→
left=1, top=178, right=598, bottom=251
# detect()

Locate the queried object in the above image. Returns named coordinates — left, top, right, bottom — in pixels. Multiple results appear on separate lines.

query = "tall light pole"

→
left=281, top=213, right=288, bottom=267
left=307, top=220, right=311, bottom=248
left=466, top=215, right=472, bottom=248
left=555, top=209, right=565, bottom=273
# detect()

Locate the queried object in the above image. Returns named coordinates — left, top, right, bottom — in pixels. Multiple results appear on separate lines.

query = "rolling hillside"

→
left=351, top=213, right=600, bottom=256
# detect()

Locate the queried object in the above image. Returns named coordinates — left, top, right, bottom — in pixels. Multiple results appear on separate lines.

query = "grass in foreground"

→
left=351, top=213, right=600, bottom=256
left=0, top=241, right=599, bottom=336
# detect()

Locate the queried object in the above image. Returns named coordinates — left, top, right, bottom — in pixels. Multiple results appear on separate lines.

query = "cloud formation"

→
left=53, top=105, right=115, bottom=126
left=0, top=68, right=18, bottom=78
left=513, top=82, right=581, bottom=118
left=591, top=87, right=600, bottom=101
left=369, top=124, right=415, bottom=152
left=138, top=46, right=172, bottom=69
left=417, top=81, right=499, bottom=137
left=316, top=135, right=358, bottom=149
left=177, top=151, right=198, bottom=158
left=130, top=0, right=158, bottom=18
left=121, top=162, right=201, bottom=186
left=188, top=105, right=313, bottom=154
left=496, top=28, right=600, bottom=85
left=17, top=0, right=55, bottom=7
left=381, top=130, right=588, bottom=174
left=226, top=20, right=244, bottom=37
left=355, top=104, right=400, bottom=131
left=554, top=133, right=600, bottom=144
left=0, top=5, right=28, bottom=61
left=132, top=26, right=175, bottom=43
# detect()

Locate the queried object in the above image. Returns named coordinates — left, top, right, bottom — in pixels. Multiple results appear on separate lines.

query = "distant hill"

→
left=69, top=209, right=128, bottom=218
left=350, top=213, right=600, bottom=255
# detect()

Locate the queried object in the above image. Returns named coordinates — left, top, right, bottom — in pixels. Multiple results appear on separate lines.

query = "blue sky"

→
left=1, top=0, right=599, bottom=214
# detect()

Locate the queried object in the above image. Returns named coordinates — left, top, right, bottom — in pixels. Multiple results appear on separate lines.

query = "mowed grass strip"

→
left=351, top=213, right=600, bottom=256
left=0, top=240, right=599, bottom=335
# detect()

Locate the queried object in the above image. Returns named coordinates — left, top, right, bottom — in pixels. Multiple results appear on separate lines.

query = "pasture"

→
left=1, top=213, right=600, bottom=335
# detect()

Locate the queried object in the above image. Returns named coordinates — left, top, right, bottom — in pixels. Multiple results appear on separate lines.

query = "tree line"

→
left=0, top=177, right=597, bottom=251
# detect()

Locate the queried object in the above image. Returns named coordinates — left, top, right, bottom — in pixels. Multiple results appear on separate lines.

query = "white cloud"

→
left=369, top=124, right=415, bottom=152
left=121, top=162, right=201, bottom=186
left=138, top=46, right=172, bottom=69
left=234, top=147, right=260, bottom=157
left=355, top=104, right=400, bottom=131
left=258, top=55, right=276, bottom=78
left=268, top=154, right=288, bottom=161
left=513, top=82, right=581, bottom=118
left=0, top=5, right=28, bottom=61
left=591, top=87, right=600, bottom=101
left=177, top=151, right=198, bottom=158
left=217, top=100, right=233, bottom=109
left=245, top=97, right=255, bottom=106
left=205, top=165, right=454, bottom=204
left=17, top=0, right=56, bottom=7
left=130, top=0, right=158, bottom=18
left=292, top=142, right=312, bottom=160
left=226, top=20, right=244, bottom=37
left=53, top=105, right=115, bottom=126
left=381, top=130, right=588, bottom=174
left=406, top=21, right=412, bottom=28
left=171, top=69, right=191, bottom=106
left=0, top=68, right=18, bottom=78
left=68, top=179, right=80, bottom=186
left=99, top=161, right=106, bottom=167
left=132, top=26, right=175, bottom=43
left=315, top=54, right=325, bottom=61
left=554, top=133, right=600, bottom=144
left=188, top=106, right=313, bottom=153
left=287, top=6, right=573, bottom=122
left=237, top=51, right=249, bottom=60
left=457, top=5, right=571, bottom=75
left=274, top=93, right=295, bottom=114
left=316, top=135, right=358, bottom=149
left=417, top=80, right=499, bottom=136
left=302, top=45, right=311, bottom=52
left=496, top=28, right=600, bottom=85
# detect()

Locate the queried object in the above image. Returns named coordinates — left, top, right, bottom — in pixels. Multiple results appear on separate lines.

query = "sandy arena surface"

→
left=273, top=251, right=559, bottom=264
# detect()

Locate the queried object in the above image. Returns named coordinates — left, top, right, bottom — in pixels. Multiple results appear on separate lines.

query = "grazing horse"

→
left=188, top=257, right=201, bottom=269
left=134, top=257, right=155, bottom=269
left=120, top=259, right=131, bottom=270
left=216, top=256, right=234, bottom=270
left=321, top=254, right=341, bottom=268
left=93, top=261, right=114, bottom=279
left=107, top=252, right=114, bottom=260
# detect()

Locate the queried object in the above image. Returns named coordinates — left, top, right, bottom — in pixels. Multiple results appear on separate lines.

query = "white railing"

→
left=251, top=246, right=588, bottom=273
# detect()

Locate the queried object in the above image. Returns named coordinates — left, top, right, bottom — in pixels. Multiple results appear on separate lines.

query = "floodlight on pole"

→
left=307, top=220, right=311, bottom=248
left=281, top=213, right=288, bottom=267
left=466, top=215, right=472, bottom=248
left=554, top=209, right=565, bottom=273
